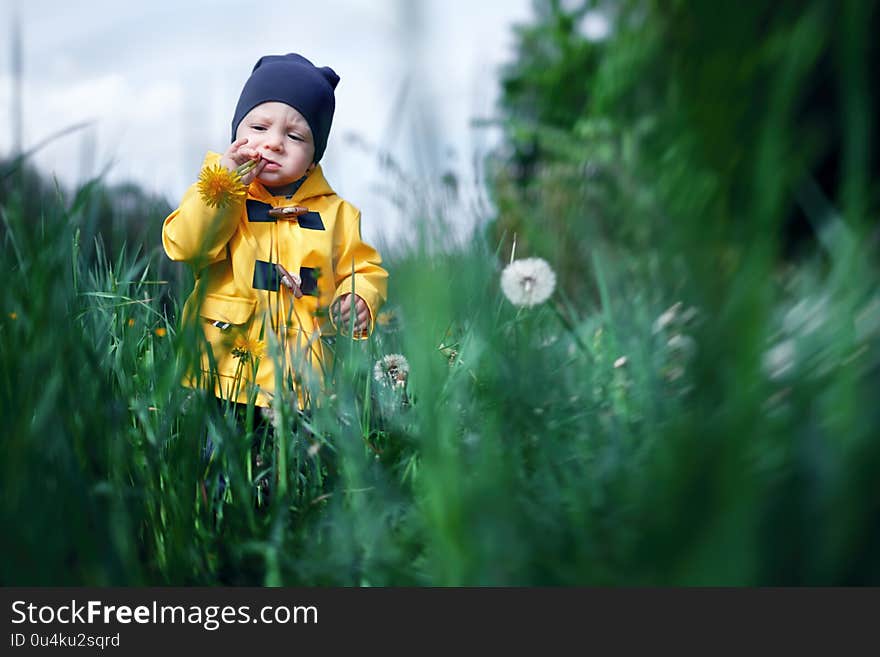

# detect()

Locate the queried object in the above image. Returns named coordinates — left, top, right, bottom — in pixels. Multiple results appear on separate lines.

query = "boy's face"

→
left=235, top=101, right=316, bottom=187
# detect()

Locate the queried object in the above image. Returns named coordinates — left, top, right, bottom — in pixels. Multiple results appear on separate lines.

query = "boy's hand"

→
left=220, top=137, right=265, bottom=185
left=332, top=293, right=370, bottom=337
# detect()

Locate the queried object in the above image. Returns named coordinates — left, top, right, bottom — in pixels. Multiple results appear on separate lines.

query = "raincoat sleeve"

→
left=162, top=152, right=242, bottom=271
left=330, top=204, right=388, bottom=338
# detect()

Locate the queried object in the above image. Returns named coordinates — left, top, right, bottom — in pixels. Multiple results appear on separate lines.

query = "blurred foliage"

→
left=486, top=0, right=880, bottom=306
left=1, top=158, right=180, bottom=306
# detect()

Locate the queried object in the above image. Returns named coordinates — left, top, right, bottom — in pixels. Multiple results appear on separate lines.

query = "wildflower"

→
left=197, top=158, right=258, bottom=209
left=501, top=257, right=556, bottom=307
left=127, top=318, right=136, bottom=327
left=232, top=334, right=266, bottom=362
left=376, top=310, right=396, bottom=327
left=373, top=354, right=409, bottom=389
left=153, top=327, right=167, bottom=337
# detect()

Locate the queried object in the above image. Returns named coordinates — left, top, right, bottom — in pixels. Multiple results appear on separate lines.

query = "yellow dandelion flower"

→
left=197, top=159, right=258, bottom=209
left=8, top=312, right=17, bottom=320
left=232, top=334, right=266, bottom=362
left=197, top=164, right=246, bottom=209
left=376, top=310, right=396, bottom=326
left=154, top=327, right=167, bottom=337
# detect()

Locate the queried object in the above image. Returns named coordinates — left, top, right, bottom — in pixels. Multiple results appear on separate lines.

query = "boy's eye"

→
left=251, top=125, right=266, bottom=131
left=288, top=134, right=303, bottom=142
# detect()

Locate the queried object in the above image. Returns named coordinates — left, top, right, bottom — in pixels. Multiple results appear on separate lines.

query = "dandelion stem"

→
left=235, top=159, right=258, bottom=177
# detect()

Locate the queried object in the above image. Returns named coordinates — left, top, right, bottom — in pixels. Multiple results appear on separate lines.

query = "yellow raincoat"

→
left=162, top=151, right=387, bottom=407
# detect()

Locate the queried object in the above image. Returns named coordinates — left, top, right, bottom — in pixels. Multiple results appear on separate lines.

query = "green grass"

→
left=2, top=166, right=878, bottom=585
left=2, top=0, right=880, bottom=585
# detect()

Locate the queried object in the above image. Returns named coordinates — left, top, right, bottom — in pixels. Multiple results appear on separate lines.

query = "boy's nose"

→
left=263, top=133, right=283, bottom=151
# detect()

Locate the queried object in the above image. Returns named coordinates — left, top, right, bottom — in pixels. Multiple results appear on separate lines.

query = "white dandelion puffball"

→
left=501, top=257, right=557, bottom=307
left=374, top=354, right=410, bottom=388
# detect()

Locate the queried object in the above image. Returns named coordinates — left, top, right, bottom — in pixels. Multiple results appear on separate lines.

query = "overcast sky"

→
left=0, top=0, right=536, bottom=248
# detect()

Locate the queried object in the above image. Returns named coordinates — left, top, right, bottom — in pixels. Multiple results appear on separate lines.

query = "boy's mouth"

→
left=262, top=159, right=281, bottom=170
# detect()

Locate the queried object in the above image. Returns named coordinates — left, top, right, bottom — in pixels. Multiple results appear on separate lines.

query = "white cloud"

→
left=44, top=74, right=127, bottom=121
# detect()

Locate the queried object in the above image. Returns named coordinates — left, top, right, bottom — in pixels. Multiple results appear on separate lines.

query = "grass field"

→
left=2, top=0, right=879, bottom=585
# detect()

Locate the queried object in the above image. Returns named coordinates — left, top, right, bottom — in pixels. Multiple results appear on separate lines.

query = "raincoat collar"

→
left=249, top=164, right=334, bottom=205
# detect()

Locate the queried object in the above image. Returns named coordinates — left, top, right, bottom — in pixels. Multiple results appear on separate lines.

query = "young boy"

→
left=163, top=53, right=387, bottom=410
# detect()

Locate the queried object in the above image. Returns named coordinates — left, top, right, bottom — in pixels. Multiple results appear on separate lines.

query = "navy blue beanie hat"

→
left=231, top=53, right=339, bottom=163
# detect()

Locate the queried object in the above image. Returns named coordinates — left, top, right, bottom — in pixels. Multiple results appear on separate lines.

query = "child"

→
left=163, top=53, right=388, bottom=411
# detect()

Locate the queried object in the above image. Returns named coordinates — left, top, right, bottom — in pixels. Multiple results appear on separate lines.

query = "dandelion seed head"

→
left=373, top=353, right=410, bottom=388
left=501, top=257, right=556, bottom=307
